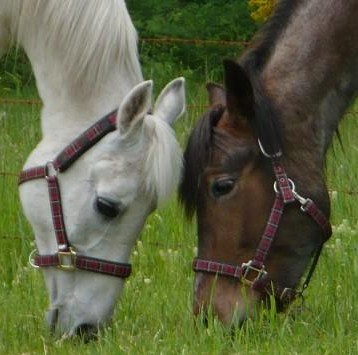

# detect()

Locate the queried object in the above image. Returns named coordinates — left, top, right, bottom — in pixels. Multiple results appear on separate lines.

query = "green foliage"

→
left=127, top=0, right=256, bottom=40
left=0, top=48, right=35, bottom=96
left=0, top=2, right=258, bottom=91
left=127, top=0, right=258, bottom=81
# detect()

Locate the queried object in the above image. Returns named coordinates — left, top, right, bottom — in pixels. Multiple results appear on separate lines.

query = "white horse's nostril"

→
left=75, top=323, right=99, bottom=342
left=46, top=308, right=59, bottom=332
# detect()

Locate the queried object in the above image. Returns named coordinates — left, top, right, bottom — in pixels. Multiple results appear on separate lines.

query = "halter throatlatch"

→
left=20, top=110, right=132, bottom=279
left=193, top=139, right=332, bottom=303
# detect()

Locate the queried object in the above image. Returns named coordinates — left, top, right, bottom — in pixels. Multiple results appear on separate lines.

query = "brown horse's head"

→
left=179, top=60, right=331, bottom=326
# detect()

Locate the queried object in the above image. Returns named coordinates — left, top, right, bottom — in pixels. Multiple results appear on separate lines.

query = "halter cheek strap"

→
left=193, top=141, right=332, bottom=303
left=19, top=110, right=131, bottom=279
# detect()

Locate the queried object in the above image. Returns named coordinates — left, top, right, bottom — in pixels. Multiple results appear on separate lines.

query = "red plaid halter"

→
left=19, top=110, right=132, bottom=278
left=193, top=141, right=332, bottom=303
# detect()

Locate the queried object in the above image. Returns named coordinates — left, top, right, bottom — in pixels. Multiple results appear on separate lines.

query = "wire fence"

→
left=0, top=36, right=247, bottom=107
left=1, top=98, right=358, bottom=117
left=0, top=98, right=41, bottom=105
left=140, top=37, right=249, bottom=47
left=1, top=36, right=358, bottom=195
left=0, top=34, right=357, bottom=113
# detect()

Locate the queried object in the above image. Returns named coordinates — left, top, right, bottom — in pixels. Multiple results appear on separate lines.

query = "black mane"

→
left=179, top=107, right=223, bottom=218
left=240, top=0, right=302, bottom=72
left=239, top=0, right=303, bottom=155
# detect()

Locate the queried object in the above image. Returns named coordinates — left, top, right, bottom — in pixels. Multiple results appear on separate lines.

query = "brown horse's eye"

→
left=210, top=178, right=235, bottom=198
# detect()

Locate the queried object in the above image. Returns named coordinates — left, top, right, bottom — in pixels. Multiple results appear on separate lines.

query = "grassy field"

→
left=0, top=73, right=357, bottom=354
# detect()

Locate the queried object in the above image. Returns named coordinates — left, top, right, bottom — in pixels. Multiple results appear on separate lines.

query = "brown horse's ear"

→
left=206, top=83, right=226, bottom=106
left=223, top=59, right=254, bottom=119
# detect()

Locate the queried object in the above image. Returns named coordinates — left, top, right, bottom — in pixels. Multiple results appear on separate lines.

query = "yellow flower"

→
left=249, top=0, right=277, bottom=22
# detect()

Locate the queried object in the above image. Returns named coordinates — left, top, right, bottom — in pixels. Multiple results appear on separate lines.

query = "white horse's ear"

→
left=117, top=80, right=153, bottom=136
left=153, top=77, right=186, bottom=126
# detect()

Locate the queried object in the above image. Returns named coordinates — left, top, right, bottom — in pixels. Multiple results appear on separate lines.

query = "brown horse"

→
left=180, top=0, right=358, bottom=326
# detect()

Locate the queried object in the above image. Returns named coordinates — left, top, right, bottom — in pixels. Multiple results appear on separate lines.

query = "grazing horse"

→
left=180, top=0, right=358, bottom=326
left=0, top=0, right=185, bottom=338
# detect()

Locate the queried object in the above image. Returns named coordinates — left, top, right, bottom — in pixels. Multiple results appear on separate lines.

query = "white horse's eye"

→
left=95, top=197, right=124, bottom=218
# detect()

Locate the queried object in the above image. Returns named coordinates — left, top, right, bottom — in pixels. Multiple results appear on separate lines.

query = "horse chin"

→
left=46, top=307, right=105, bottom=342
left=193, top=273, right=260, bottom=328
left=49, top=320, right=101, bottom=343
left=193, top=296, right=258, bottom=329
left=43, top=276, right=121, bottom=339
left=74, top=323, right=100, bottom=343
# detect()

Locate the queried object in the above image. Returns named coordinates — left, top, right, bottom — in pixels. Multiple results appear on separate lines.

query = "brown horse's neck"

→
left=258, top=0, right=358, bottom=170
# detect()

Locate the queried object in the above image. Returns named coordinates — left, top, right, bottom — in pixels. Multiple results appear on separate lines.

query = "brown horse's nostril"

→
left=201, top=313, right=209, bottom=328
left=193, top=297, right=210, bottom=327
left=194, top=307, right=209, bottom=327
left=75, top=323, right=99, bottom=342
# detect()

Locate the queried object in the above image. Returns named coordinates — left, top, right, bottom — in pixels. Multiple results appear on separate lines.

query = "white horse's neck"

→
left=11, top=0, right=143, bottom=151
left=31, top=56, right=141, bottom=143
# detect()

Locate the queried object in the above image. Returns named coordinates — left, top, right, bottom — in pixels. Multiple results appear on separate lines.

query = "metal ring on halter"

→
left=258, top=139, right=282, bottom=158
left=274, top=178, right=295, bottom=194
left=274, top=178, right=309, bottom=207
left=45, top=160, right=58, bottom=178
left=28, top=249, right=40, bottom=269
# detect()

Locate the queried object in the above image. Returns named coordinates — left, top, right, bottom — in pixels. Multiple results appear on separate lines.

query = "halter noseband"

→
left=193, top=139, right=332, bottom=304
left=19, top=110, right=132, bottom=279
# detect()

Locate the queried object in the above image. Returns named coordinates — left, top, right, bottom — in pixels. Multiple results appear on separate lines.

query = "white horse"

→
left=0, top=0, right=185, bottom=339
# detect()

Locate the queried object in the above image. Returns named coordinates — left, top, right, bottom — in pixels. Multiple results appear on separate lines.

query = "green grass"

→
left=0, top=80, right=357, bottom=354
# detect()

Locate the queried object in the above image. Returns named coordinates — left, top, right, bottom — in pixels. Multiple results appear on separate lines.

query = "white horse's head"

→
left=19, top=78, right=185, bottom=338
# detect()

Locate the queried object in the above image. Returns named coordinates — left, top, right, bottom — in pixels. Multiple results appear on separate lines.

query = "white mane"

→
left=143, top=116, right=182, bottom=206
left=10, top=0, right=142, bottom=94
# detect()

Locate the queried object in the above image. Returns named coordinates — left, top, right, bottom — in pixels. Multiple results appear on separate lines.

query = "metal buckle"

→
left=274, top=178, right=311, bottom=211
left=241, top=260, right=267, bottom=286
left=45, top=160, right=58, bottom=178
left=297, top=197, right=312, bottom=212
left=57, top=248, right=77, bottom=271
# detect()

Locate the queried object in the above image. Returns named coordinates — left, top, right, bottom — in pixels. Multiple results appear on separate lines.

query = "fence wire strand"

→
left=140, top=37, right=249, bottom=47
left=1, top=35, right=357, bottom=196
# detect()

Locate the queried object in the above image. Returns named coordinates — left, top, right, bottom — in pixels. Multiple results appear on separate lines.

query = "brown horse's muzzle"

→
left=193, top=272, right=260, bottom=326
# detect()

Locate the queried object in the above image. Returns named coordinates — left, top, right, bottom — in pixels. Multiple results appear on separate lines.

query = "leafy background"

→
left=1, top=0, right=264, bottom=95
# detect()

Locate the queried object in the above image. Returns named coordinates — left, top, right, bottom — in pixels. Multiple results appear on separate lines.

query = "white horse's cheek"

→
left=19, top=183, right=57, bottom=253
